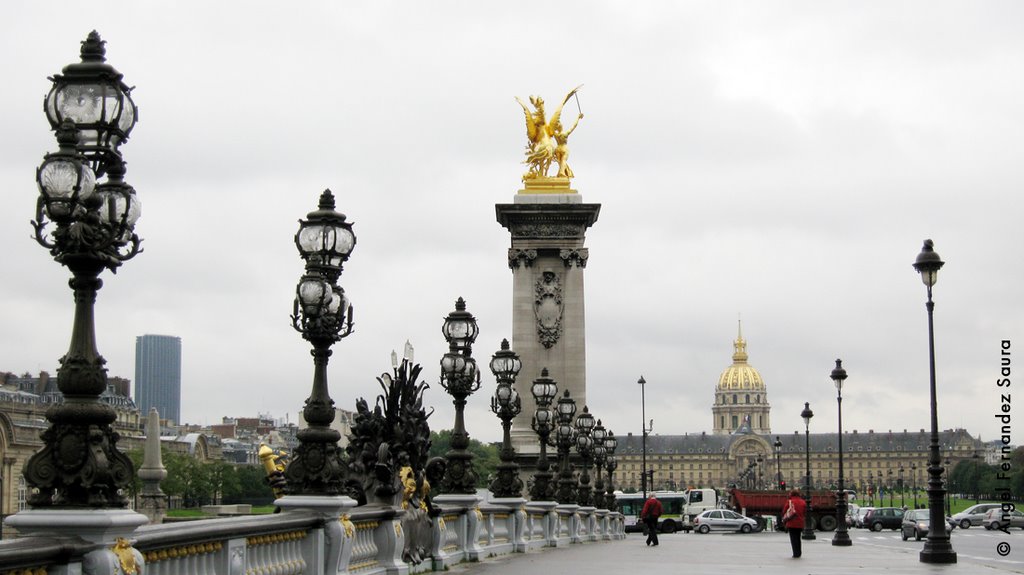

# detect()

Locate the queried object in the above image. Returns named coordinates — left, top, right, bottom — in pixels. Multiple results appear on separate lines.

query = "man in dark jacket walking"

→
left=641, top=494, right=663, bottom=547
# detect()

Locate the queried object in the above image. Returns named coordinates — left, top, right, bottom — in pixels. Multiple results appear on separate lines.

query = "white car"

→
left=693, top=509, right=759, bottom=534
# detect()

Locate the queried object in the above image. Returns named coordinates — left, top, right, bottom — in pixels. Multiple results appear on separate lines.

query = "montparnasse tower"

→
left=712, top=321, right=771, bottom=435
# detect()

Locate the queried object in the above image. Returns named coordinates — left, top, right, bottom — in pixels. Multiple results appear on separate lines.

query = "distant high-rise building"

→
left=135, top=335, right=182, bottom=424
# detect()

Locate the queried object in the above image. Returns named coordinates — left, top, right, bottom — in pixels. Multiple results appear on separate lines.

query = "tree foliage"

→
left=428, top=430, right=500, bottom=488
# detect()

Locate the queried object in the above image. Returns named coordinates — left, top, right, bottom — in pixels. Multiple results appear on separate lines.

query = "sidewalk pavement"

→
left=447, top=531, right=1024, bottom=575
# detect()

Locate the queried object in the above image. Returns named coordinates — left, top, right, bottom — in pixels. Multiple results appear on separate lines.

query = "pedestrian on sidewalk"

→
left=781, top=488, right=807, bottom=558
left=641, top=493, right=663, bottom=547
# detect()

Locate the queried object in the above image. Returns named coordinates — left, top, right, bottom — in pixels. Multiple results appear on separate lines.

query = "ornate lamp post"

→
left=574, top=406, right=596, bottom=506
left=830, top=359, right=852, bottom=546
left=888, top=470, right=894, bottom=506
left=604, top=432, right=618, bottom=509
left=800, top=402, right=815, bottom=541
left=591, top=420, right=607, bottom=508
left=913, top=239, right=956, bottom=563
left=553, top=390, right=578, bottom=504
left=756, top=455, right=764, bottom=490
left=911, top=462, right=918, bottom=507
left=438, top=298, right=482, bottom=494
left=944, top=457, right=951, bottom=515
left=638, top=375, right=649, bottom=498
left=285, top=189, right=356, bottom=495
left=774, top=436, right=783, bottom=489
left=489, top=339, right=523, bottom=498
left=23, top=31, right=142, bottom=509
left=899, top=465, right=905, bottom=508
left=529, top=369, right=558, bottom=501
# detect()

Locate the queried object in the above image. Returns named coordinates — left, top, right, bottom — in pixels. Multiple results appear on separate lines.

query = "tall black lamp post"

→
left=638, top=375, right=649, bottom=498
left=756, top=455, right=764, bottom=490
left=911, top=462, right=918, bottom=508
left=23, top=31, right=142, bottom=508
left=913, top=239, right=957, bottom=564
left=554, top=390, right=578, bottom=504
left=774, top=436, right=783, bottom=489
left=529, top=369, right=558, bottom=501
left=286, top=189, right=356, bottom=495
left=800, top=402, right=815, bottom=540
left=489, top=339, right=523, bottom=498
left=830, top=359, right=852, bottom=546
left=944, top=457, right=951, bottom=515
left=899, top=465, right=905, bottom=508
left=574, top=407, right=596, bottom=506
left=591, top=420, right=607, bottom=508
left=438, top=298, right=482, bottom=494
left=604, top=432, right=618, bottom=509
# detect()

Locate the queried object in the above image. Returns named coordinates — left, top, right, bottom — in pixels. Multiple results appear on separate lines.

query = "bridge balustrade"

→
left=0, top=502, right=623, bottom=575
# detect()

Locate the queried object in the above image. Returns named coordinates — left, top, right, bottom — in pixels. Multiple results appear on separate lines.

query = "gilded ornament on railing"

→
left=515, top=86, right=584, bottom=183
left=341, top=514, right=355, bottom=538
left=111, top=538, right=139, bottom=575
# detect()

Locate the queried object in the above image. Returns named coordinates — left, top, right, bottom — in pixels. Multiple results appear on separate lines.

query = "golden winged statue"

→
left=515, top=85, right=583, bottom=181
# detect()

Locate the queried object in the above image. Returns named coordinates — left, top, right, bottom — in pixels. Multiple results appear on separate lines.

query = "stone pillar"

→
left=137, top=407, right=168, bottom=524
left=496, top=186, right=600, bottom=455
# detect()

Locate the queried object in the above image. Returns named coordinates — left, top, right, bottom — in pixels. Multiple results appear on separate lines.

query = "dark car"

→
left=864, top=507, right=905, bottom=531
left=901, top=509, right=953, bottom=541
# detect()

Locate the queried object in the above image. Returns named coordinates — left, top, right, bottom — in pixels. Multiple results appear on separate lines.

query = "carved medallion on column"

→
left=534, top=270, right=564, bottom=348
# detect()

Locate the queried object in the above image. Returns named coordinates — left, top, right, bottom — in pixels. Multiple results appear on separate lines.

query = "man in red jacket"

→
left=782, top=488, right=808, bottom=558
left=641, top=494, right=663, bottom=547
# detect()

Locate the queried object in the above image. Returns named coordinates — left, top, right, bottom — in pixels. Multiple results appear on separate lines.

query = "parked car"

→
left=854, top=507, right=875, bottom=528
left=901, top=509, right=953, bottom=541
left=983, top=508, right=1024, bottom=530
left=952, top=503, right=1003, bottom=529
left=864, top=507, right=905, bottom=531
left=693, top=509, right=759, bottom=534
left=846, top=504, right=861, bottom=527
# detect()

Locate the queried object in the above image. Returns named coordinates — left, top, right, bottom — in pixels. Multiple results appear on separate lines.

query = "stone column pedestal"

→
left=275, top=495, right=358, bottom=575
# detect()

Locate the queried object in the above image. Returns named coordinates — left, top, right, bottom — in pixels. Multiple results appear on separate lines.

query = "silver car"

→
left=694, top=509, right=758, bottom=534
left=983, top=508, right=1024, bottom=530
left=952, top=503, right=1002, bottom=529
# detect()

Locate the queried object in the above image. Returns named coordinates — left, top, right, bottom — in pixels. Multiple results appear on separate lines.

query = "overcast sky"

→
left=2, top=2, right=1021, bottom=448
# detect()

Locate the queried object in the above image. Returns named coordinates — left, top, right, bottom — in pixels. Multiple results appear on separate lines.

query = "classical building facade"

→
left=613, top=331, right=983, bottom=496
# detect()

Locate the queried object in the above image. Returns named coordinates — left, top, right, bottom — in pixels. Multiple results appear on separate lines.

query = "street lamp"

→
left=554, top=390, right=578, bottom=504
left=756, top=455, right=764, bottom=490
left=438, top=297, right=482, bottom=494
left=591, top=421, right=608, bottom=508
left=22, top=32, right=142, bottom=509
left=913, top=239, right=957, bottom=564
left=972, top=451, right=981, bottom=504
left=574, top=406, right=596, bottom=506
left=800, top=402, right=815, bottom=540
left=489, top=339, right=523, bottom=498
left=830, top=359, right=852, bottom=546
left=774, top=436, right=783, bottom=490
left=638, top=375, right=649, bottom=498
left=286, top=189, right=356, bottom=495
left=888, top=470, right=894, bottom=506
left=943, top=457, right=951, bottom=515
left=899, top=465, right=905, bottom=508
left=911, top=462, right=918, bottom=508
left=529, top=368, right=559, bottom=501
left=604, top=431, right=618, bottom=509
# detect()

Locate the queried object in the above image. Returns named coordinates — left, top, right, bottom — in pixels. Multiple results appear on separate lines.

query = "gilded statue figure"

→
left=515, top=85, right=583, bottom=181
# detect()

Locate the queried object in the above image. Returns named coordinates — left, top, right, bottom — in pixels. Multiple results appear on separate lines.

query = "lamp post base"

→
left=920, top=546, right=957, bottom=564
left=831, top=530, right=852, bottom=546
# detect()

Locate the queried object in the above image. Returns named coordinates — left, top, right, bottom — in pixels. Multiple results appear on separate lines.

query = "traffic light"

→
left=779, top=480, right=786, bottom=490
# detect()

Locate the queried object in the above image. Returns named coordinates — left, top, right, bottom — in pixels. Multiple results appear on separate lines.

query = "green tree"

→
left=429, top=430, right=500, bottom=489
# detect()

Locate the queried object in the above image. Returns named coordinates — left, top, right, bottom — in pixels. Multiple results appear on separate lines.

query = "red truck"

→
left=728, top=488, right=840, bottom=531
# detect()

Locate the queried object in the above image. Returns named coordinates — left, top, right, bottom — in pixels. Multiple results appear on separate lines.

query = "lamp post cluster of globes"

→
left=17, top=35, right=954, bottom=554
